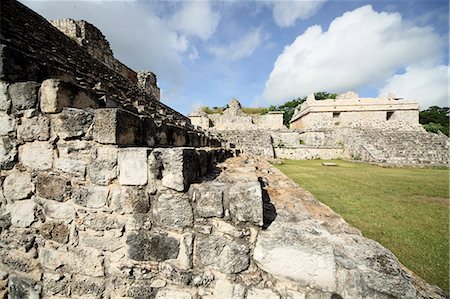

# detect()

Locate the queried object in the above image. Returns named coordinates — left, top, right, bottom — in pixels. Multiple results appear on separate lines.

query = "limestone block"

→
left=153, top=192, right=193, bottom=229
left=79, top=230, right=123, bottom=251
left=110, top=186, right=149, bottom=214
left=212, top=219, right=246, bottom=238
left=118, top=148, right=148, bottom=185
left=127, top=282, right=156, bottom=298
left=142, top=116, right=157, bottom=146
left=247, top=288, right=280, bottom=299
left=227, top=181, right=263, bottom=226
left=42, top=273, right=70, bottom=297
left=93, top=108, right=142, bottom=145
left=190, top=182, right=224, bottom=218
left=88, top=146, right=117, bottom=185
left=54, top=158, right=86, bottom=179
left=51, top=108, right=93, bottom=140
left=43, top=201, right=76, bottom=222
left=202, top=273, right=245, bottom=299
left=79, top=212, right=125, bottom=231
left=8, top=275, right=41, bottom=299
left=19, top=141, right=53, bottom=170
left=155, top=288, right=192, bottom=299
left=40, top=221, right=70, bottom=243
left=177, top=232, right=194, bottom=270
left=70, top=275, right=106, bottom=297
left=17, top=115, right=50, bottom=142
left=39, top=79, right=72, bottom=113
left=0, top=136, right=17, bottom=169
left=36, top=172, right=71, bottom=202
left=0, top=112, right=15, bottom=135
left=156, top=148, right=198, bottom=192
left=39, top=247, right=104, bottom=277
left=127, top=230, right=179, bottom=262
left=72, top=186, right=109, bottom=208
left=3, top=172, right=33, bottom=201
left=253, top=221, right=336, bottom=292
left=284, top=290, right=306, bottom=299
left=9, top=81, right=40, bottom=110
left=8, top=200, right=36, bottom=227
left=196, top=235, right=250, bottom=274
left=0, top=81, right=11, bottom=111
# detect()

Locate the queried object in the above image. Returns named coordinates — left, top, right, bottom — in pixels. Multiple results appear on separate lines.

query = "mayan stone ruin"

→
left=0, top=1, right=448, bottom=299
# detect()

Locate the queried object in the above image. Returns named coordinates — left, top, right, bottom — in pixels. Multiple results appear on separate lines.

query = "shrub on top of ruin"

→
left=419, top=106, right=449, bottom=136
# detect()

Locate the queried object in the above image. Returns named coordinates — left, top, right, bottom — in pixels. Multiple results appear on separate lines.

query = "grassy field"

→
left=274, top=159, right=449, bottom=291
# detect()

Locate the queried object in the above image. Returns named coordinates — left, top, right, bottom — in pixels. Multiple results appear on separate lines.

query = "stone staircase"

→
left=213, top=130, right=275, bottom=158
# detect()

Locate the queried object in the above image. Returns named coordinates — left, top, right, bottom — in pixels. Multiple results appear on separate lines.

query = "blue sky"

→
left=22, top=0, right=449, bottom=115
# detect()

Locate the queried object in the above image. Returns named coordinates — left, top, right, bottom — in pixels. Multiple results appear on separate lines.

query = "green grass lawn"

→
left=274, top=159, right=449, bottom=291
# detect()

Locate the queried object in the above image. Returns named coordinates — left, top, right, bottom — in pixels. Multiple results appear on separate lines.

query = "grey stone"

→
left=158, top=148, right=198, bottom=192
left=89, top=146, right=117, bottom=185
left=71, top=275, right=105, bottom=297
left=177, top=232, right=194, bottom=270
left=72, top=186, right=109, bottom=208
left=0, top=136, right=17, bottom=169
left=118, top=147, right=148, bottom=185
left=9, top=81, right=40, bottom=110
left=79, top=230, right=123, bottom=251
left=247, top=288, right=280, bottom=299
left=196, top=235, right=250, bottom=274
left=253, top=221, right=336, bottom=292
left=128, top=282, right=156, bottom=298
left=51, top=108, right=93, bottom=140
left=43, top=273, right=70, bottom=297
left=155, top=288, right=192, bottom=299
left=8, top=275, right=41, bottom=299
left=43, top=201, right=75, bottom=222
left=111, top=186, right=150, bottom=214
left=3, top=172, right=33, bottom=201
left=153, top=192, right=193, bottom=229
left=190, top=182, right=224, bottom=218
left=39, top=79, right=72, bottom=113
left=40, top=221, right=70, bottom=243
left=93, top=108, right=142, bottom=145
left=227, top=181, right=263, bottom=226
left=0, top=81, right=11, bottom=111
left=54, top=157, right=86, bottom=178
left=0, top=249, right=38, bottom=273
left=36, top=172, right=71, bottom=202
left=158, top=263, right=192, bottom=285
left=127, top=230, right=179, bottom=262
left=39, top=247, right=104, bottom=277
left=8, top=200, right=36, bottom=227
left=80, top=212, right=124, bottom=231
left=17, top=115, right=50, bottom=142
left=19, top=141, right=53, bottom=170
left=0, top=112, right=15, bottom=135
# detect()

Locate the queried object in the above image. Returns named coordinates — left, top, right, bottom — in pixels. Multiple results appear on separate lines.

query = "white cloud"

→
left=170, top=1, right=220, bottom=40
left=208, top=28, right=264, bottom=61
left=266, top=0, right=327, bottom=27
left=262, top=5, right=445, bottom=104
left=378, top=65, right=449, bottom=109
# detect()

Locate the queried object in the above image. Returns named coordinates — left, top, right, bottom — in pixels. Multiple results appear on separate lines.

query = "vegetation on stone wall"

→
left=419, top=106, right=449, bottom=136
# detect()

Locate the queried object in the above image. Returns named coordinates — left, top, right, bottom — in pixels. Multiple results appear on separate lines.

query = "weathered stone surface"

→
left=159, top=148, right=197, bottom=192
left=51, top=108, right=93, bottom=139
left=212, top=219, right=247, bottom=238
left=8, top=275, right=41, bottom=299
left=196, top=235, right=250, bottom=274
left=71, top=275, right=106, bottom=297
left=0, top=112, right=15, bottom=135
left=40, top=221, right=70, bottom=243
left=3, top=172, right=33, bottom=201
left=8, top=200, right=36, bottom=227
left=9, top=81, right=40, bottom=110
left=127, top=231, right=179, bottom=262
left=79, top=212, right=124, bottom=231
left=36, top=172, right=71, bottom=202
left=155, top=288, right=192, bottom=299
left=72, top=186, right=109, bottom=208
left=203, top=273, right=245, bottom=299
left=0, top=81, right=11, bottom=111
left=0, top=136, right=17, bottom=169
left=43, top=273, right=70, bottom=297
left=39, top=247, right=104, bottom=277
left=284, top=290, right=306, bottom=299
left=19, top=141, right=53, bottom=170
left=227, top=181, right=263, bottom=226
left=43, top=201, right=75, bottom=222
left=89, top=146, right=117, bottom=185
left=93, top=108, right=142, bottom=145
left=39, top=79, right=72, bottom=113
left=17, top=115, right=50, bottom=142
left=127, top=282, right=156, bottom=298
left=177, top=232, right=194, bottom=270
left=110, top=186, right=149, bottom=214
left=190, top=182, right=224, bottom=218
left=54, top=157, right=86, bottom=178
left=247, top=288, right=280, bottom=299
left=118, top=148, right=148, bottom=185
left=0, top=249, right=38, bottom=273
left=253, top=221, right=336, bottom=292
left=79, top=230, right=123, bottom=251
left=153, top=192, right=193, bottom=229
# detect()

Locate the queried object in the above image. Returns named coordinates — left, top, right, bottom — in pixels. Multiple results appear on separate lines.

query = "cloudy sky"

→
left=22, top=0, right=448, bottom=115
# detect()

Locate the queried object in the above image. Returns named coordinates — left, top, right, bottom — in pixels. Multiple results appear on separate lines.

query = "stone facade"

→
left=290, top=92, right=420, bottom=130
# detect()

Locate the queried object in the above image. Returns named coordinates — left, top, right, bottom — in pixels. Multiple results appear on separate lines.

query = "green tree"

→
left=419, top=106, right=449, bottom=136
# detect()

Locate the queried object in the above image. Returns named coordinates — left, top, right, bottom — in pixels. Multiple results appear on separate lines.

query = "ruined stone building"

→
left=0, top=0, right=447, bottom=298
